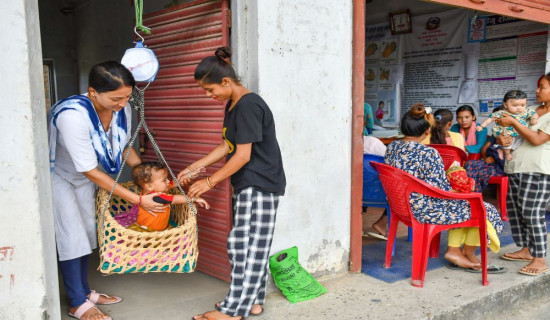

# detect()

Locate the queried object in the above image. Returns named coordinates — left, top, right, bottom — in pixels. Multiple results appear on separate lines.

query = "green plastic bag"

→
left=269, top=246, right=327, bottom=303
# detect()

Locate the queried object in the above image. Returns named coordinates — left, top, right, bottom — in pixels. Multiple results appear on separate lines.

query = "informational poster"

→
left=470, top=16, right=547, bottom=114
left=401, top=9, right=468, bottom=114
left=365, top=23, right=401, bottom=126
left=364, top=9, right=548, bottom=124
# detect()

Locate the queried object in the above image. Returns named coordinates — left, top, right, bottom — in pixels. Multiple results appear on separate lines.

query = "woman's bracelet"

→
left=187, top=165, right=195, bottom=171
left=206, top=176, right=215, bottom=189
left=136, top=195, right=142, bottom=206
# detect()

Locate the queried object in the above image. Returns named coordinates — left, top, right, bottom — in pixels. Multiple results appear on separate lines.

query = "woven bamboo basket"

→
left=95, top=181, right=198, bottom=274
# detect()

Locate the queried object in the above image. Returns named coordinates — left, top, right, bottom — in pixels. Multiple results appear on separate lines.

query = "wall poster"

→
left=365, top=22, right=402, bottom=127
left=469, top=15, right=548, bottom=115
left=401, top=9, right=468, bottom=114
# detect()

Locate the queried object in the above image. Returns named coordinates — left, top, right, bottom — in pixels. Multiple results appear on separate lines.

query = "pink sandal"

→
left=88, top=290, right=123, bottom=305
left=68, top=299, right=112, bottom=320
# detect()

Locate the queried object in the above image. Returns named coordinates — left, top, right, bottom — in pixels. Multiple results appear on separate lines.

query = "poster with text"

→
left=365, top=22, right=401, bottom=126
left=472, top=15, right=547, bottom=114
left=401, top=9, right=468, bottom=114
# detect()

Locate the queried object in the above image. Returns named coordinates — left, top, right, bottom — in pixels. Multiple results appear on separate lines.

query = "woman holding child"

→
left=48, top=61, right=166, bottom=320
left=178, top=47, right=286, bottom=320
left=497, top=73, right=550, bottom=276
left=386, top=104, right=503, bottom=271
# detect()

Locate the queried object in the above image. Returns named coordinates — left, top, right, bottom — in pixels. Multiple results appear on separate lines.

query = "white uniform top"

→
left=51, top=96, right=132, bottom=261
left=363, top=136, right=386, bottom=156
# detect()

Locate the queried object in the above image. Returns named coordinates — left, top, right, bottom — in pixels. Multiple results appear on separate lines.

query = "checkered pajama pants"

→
left=217, top=187, right=279, bottom=317
left=507, top=173, right=550, bottom=258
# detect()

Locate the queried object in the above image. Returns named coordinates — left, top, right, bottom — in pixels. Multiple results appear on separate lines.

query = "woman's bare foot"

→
left=501, top=248, right=534, bottom=261
left=193, top=310, right=243, bottom=320
left=372, top=218, right=388, bottom=237
left=519, top=257, right=548, bottom=276
left=88, top=292, right=120, bottom=305
left=68, top=303, right=110, bottom=320
left=462, top=245, right=480, bottom=266
left=445, top=247, right=481, bottom=269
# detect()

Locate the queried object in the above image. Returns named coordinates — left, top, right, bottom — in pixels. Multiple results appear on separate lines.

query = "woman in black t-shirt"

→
left=178, top=46, right=286, bottom=320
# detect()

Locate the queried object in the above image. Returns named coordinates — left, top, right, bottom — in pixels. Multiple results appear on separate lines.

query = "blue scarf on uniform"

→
left=48, top=95, right=128, bottom=174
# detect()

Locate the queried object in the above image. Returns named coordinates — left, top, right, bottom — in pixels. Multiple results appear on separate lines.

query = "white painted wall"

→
left=0, top=0, right=60, bottom=319
left=235, top=0, right=354, bottom=274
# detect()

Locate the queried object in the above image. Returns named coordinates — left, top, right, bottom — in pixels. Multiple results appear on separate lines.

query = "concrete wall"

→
left=73, top=1, right=136, bottom=91
left=73, top=0, right=177, bottom=91
left=38, top=0, right=78, bottom=102
left=0, top=0, right=60, bottom=319
left=235, top=0, right=354, bottom=274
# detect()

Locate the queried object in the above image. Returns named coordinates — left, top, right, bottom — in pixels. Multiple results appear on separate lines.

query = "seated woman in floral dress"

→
left=385, top=103, right=504, bottom=271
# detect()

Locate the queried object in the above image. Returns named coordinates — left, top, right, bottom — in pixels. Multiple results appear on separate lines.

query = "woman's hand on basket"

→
left=140, top=193, right=168, bottom=213
left=177, top=166, right=206, bottom=185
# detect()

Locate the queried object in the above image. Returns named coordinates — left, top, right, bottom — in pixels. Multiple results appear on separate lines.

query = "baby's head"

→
left=503, top=90, right=527, bottom=115
left=132, top=162, right=170, bottom=193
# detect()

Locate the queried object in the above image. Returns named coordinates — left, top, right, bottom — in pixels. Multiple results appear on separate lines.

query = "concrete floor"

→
left=59, top=244, right=550, bottom=320
left=59, top=188, right=550, bottom=320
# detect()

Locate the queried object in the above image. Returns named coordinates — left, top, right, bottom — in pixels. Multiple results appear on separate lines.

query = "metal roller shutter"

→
left=141, top=0, right=232, bottom=281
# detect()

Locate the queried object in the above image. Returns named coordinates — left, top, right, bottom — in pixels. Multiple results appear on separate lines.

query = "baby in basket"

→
left=115, top=161, right=209, bottom=231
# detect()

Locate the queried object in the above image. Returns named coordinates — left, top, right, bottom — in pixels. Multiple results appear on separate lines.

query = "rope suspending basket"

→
left=96, top=10, right=198, bottom=274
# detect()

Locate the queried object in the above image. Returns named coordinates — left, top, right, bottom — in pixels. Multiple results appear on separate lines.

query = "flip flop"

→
left=365, top=231, right=388, bottom=241
left=215, top=302, right=263, bottom=316
left=193, top=313, right=245, bottom=320
left=68, top=299, right=112, bottom=320
left=88, top=290, right=123, bottom=305
left=446, top=263, right=507, bottom=274
left=518, top=266, right=549, bottom=276
left=501, top=253, right=533, bottom=262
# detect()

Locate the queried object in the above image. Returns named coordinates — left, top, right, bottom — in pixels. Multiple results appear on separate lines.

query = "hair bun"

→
left=215, top=47, right=232, bottom=63
left=410, top=103, right=426, bottom=119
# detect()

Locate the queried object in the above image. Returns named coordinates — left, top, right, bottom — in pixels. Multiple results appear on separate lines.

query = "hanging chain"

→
left=100, top=86, right=198, bottom=238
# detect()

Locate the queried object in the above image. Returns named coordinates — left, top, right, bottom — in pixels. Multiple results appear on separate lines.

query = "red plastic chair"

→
left=427, top=144, right=468, bottom=170
left=370, top=162, right=488, bottom=288
left=467, top=153, right=481, bottom=161
left=488, top=176, right=509, bottom=221
left=429, top=144, right=509, bottom=221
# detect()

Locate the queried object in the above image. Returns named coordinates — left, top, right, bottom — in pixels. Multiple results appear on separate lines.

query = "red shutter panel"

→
left=141, top=0, right=232, bottom=282
left=423, top=0, right=550, bottom=24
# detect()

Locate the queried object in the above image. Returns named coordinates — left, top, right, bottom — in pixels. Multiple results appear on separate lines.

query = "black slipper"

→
left=446, top=263, right=506, bottom=274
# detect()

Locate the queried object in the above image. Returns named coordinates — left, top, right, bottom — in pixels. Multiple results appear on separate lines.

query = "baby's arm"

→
left=477, top=117, right=494, bottom=131
left=194, top=197, right=210, bottom=209
left=170, top=194, right=210, bottom=210
left=153, top=193, right=174, bottom=204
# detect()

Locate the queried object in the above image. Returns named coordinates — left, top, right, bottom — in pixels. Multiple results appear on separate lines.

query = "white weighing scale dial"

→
left=121, top=41, right=159, bottom=82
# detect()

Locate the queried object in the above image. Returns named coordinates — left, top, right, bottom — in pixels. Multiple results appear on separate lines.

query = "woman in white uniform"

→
left=49, top=61, right=165, bottom=320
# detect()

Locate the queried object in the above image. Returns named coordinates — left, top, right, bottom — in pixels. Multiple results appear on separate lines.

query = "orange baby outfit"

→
left=135, top=193, right=174, bottom=231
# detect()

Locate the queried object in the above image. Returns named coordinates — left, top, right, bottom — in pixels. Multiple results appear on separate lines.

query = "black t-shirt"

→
left=223, top=93, right=286, bottom=195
